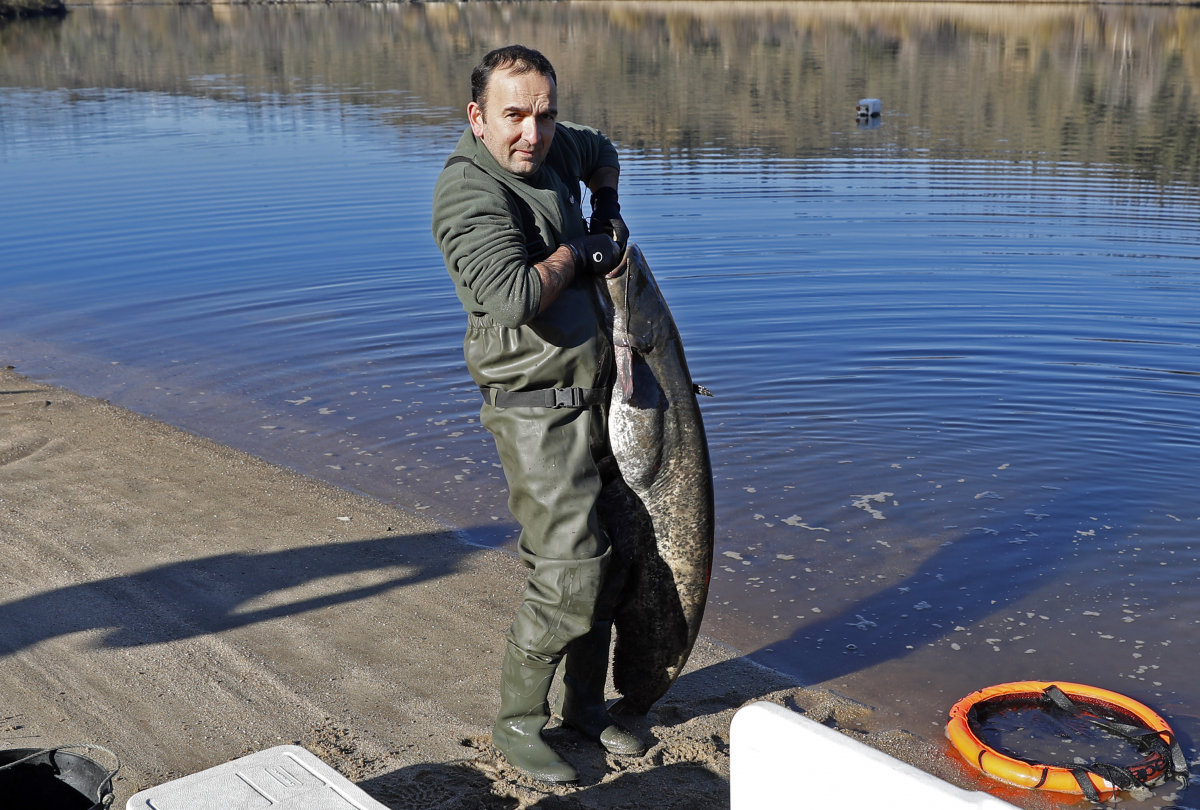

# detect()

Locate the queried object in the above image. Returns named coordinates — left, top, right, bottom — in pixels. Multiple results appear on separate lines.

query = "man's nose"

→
left=523, top=116, right=540, bottom=145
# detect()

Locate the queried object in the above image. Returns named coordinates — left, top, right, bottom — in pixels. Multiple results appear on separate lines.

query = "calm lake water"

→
left=3, top=3, right=1200, bottom=801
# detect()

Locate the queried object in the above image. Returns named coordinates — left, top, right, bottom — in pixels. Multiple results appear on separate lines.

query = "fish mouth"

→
left=605, top=248, right=630, bottom=279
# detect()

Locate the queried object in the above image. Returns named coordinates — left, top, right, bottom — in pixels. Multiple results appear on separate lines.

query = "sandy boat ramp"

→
left=1, top=366, right=1015, bottom=809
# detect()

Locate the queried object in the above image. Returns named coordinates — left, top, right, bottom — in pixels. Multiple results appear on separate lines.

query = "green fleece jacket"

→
left=431, top=123, right=621, bottom=394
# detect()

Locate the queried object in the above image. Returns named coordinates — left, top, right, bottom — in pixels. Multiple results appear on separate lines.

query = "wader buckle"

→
left=481, top=386, right=608, bottom=410
left=552, top=388, right=584, bottom=408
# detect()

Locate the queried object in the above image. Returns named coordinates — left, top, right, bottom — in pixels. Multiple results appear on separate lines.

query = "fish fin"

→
left=694, top=383, right=714, bottom=397
left=616, top=345, right=634, bottom=402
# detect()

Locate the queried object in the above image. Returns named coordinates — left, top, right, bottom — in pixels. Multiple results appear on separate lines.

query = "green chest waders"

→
left=483, top=389, right=642, bottom=779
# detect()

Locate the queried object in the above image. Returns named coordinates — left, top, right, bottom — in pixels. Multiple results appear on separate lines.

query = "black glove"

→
left=589, top=187, right=629, bottom=251
left=565, top=233, right=621, bottom=276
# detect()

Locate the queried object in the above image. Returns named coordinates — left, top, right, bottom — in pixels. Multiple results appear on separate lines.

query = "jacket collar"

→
left=452, top=128, right=566, bottom=238
left=455, top=129, right=542, bottom=184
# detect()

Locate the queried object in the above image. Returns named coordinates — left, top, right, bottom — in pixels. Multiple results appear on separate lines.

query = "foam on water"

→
left=3, top=8, right=1200, bottom=805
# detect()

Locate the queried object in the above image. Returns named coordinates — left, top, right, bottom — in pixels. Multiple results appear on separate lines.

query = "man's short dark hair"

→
left=471, top=45, right=557, bottom=114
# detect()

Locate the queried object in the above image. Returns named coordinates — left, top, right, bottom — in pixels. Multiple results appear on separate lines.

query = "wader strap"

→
left=480, top=386, right=608, bottom=410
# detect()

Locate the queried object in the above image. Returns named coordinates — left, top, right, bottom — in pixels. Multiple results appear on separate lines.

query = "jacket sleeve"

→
left=432, top=164, right=543, bottom=329
left=552, top=122, right=620, bottom=185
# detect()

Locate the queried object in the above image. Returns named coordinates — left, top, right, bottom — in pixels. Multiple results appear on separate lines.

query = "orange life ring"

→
left=946, top=681, right=1178, bottom=800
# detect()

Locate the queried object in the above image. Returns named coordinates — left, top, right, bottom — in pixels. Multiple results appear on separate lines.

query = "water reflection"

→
left=3, top=2, right=1198, bottom=184
left=3, top=7, right=1200, bottom=802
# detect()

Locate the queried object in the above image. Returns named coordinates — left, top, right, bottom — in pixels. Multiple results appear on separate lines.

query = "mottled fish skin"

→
left=597, top=244, right=715, bottom=715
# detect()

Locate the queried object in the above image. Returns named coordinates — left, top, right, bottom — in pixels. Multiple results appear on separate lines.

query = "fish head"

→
left=604, top=244, right=676, bottom=404
left=605, top=244, right=668, bottom=354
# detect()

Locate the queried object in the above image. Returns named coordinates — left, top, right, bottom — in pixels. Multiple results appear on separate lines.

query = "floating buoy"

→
left=856, top=98, right=881, bottom=118
left=946, top=681, right=1189, bottom=803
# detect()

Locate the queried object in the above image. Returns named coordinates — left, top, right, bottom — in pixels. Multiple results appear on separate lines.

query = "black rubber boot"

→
left=558, top=621, right=645, bottom=755
left=492, top=643, right=579, bottom=784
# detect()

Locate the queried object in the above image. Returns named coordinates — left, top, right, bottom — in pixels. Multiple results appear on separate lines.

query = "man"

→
left=431, top=45, right=642, bottom=783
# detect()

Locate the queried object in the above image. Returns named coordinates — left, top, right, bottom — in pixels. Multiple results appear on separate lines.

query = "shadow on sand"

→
left=0, top=532, right=470, bottom=656
left=359, top=758, right=728, bottom=810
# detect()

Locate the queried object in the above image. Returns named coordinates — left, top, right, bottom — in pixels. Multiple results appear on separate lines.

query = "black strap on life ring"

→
left=1070, top=768, right=1104, bottom=806
left=1091, top=719, right=1190, bottom=779
left=1039, top=684, right=1190, bottom=801
left=1040, top=684, right=1078, bottom=714
left=1071, top=766, right=1104, bottom=803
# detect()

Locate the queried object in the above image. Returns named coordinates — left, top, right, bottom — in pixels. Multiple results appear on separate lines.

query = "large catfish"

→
left=596, top=244, right=715, bottom=715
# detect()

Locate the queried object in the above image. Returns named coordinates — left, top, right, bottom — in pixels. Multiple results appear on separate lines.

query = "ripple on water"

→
left=3, top=8, right=1200, bottom=790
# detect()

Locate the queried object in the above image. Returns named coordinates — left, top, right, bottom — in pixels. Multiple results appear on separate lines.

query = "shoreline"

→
left=0, top=365, right=1024, bottom=808
left=0, top=0, right=63, bottom=17
left=46, top=0, right=1198, bottom=7
left=5, top=0, right=1189, bottom=16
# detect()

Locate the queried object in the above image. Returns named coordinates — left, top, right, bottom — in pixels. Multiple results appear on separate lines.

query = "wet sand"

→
left=0, top=366, right=1033, bottom=808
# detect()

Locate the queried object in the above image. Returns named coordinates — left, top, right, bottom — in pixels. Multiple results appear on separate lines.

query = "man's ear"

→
left=468, top=102, right=486, bottom=139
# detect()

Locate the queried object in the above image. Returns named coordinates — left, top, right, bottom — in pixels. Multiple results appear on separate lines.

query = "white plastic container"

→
left=856, top=98, right=882, bottom=117
left=126, top=745, right=388, bottom=810
left=730, top=701, right=1015, bottom=809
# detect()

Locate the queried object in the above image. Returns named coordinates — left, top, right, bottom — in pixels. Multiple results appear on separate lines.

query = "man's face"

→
left=468, top=67, right=557, bottom=176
